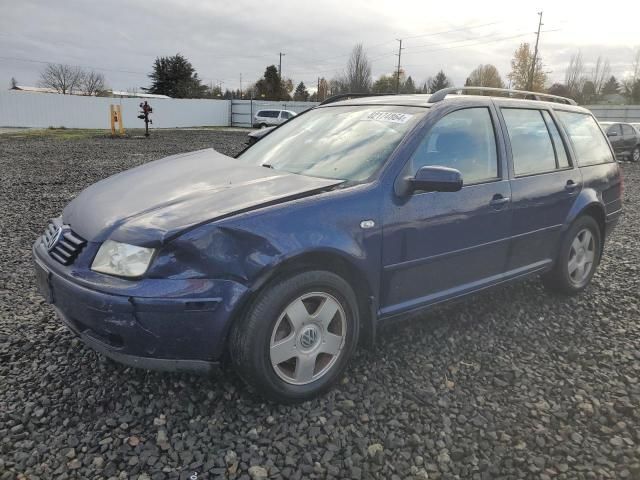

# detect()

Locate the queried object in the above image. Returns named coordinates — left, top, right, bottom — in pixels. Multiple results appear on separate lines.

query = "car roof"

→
left=320, top=93, right=591, bottom=114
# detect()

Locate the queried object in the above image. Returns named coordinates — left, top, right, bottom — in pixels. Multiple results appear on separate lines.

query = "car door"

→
left=605, top=124, right=624, bottom=159
left=621, top=124, right=636, bottom=156
left=279, top=111, right=291, bottom=124
left=499, top=107, right=580, bottom=271
left=380, top=105, right=512, bottom=317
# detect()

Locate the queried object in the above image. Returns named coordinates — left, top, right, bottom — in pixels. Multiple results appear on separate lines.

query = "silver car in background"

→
left=253, top=109, right=296, bottom=128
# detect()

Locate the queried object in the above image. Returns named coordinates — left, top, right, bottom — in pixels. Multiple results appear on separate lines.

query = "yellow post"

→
left=117, top=105, right=124, bottom=135
left=110, top=105, right=116, bottom=135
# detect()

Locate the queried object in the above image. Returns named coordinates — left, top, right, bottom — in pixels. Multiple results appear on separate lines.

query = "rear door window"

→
left=556, top=112, right=615, bottom=166
left=502, top=108, right=556, bottom=176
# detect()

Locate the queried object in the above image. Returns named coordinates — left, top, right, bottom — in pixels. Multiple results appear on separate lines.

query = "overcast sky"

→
left=1, top=0, right=639, bottom=93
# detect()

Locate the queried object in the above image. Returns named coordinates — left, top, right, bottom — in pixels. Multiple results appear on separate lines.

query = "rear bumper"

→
left=33, top=244, right=248, bottom=372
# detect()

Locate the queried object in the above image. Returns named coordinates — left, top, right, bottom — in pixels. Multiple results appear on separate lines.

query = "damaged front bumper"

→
left=32, top=242, right=248, bottom=373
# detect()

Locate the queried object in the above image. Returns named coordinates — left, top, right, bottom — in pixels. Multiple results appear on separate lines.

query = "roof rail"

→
left=319, top=92, right=395, bottom=106
left=428, top=86, right=577, bottom=106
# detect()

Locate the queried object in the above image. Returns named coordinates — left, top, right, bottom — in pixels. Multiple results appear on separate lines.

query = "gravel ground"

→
left=1, top=128, right=639, bottom=480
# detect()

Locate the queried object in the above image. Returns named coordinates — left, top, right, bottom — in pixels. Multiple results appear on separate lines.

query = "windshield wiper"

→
left=261, top=163, right=273, bottom=169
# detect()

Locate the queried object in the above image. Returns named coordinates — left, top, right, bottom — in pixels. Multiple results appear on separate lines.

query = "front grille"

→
left=42, top=221, right=86, bottom=266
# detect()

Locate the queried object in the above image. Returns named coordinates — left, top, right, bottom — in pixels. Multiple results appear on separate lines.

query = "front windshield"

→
left=238, top=105, right=427, bottom=182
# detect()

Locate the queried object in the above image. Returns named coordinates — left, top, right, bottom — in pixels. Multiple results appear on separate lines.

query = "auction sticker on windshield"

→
left=365, top=111, right=414, bottom=123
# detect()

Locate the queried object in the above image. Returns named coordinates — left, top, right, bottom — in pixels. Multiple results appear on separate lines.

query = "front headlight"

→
left=91, top=240, right=155, bottom=278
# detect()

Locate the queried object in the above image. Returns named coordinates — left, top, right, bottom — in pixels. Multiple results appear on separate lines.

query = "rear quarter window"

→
left=556, top=111, right=614, bottom=166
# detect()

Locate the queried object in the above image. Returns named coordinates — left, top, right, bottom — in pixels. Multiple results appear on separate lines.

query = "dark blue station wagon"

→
left=33, top=88, right=623, bottom=402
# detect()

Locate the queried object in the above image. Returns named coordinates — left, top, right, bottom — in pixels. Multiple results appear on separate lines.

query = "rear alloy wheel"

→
left=567, top=229, right=596, bottom=286
left=632, top=146, right=640, bottom=162
left=230, top=270, right=359, bottom=403
left=542, top=215, right=601, bottom=294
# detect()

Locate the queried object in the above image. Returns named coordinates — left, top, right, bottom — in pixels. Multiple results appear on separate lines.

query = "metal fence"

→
left=585, top=105, right=640, bottom=123
left=0, top=91, right=319, bottom=129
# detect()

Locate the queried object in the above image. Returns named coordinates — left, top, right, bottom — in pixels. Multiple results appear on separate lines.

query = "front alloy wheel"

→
left=632, top=146, right=640, bottom=162
left=230, top=270, right=359, bottom=403
left=270, top=292, right=347, bottom=385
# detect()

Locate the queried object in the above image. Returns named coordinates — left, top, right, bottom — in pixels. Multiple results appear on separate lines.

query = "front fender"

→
left=147, top=184, right=382, bottom=301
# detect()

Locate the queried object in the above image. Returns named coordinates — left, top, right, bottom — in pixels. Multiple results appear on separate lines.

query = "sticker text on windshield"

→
left=365, top=111, right=414, bottom=124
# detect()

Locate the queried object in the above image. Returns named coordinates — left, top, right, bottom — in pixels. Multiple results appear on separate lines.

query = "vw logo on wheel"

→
left=46, top=226, right=63, bottom=252
left=299, top=326, right=319, bottom=349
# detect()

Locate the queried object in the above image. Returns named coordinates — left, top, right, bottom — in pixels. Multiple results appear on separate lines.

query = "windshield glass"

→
left=238, top=105, right=427, bottom=182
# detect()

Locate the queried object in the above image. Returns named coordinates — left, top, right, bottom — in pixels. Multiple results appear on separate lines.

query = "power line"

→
left=401, top=30, right=559, bottom=66
left=403, top=20, right=503, bottom=40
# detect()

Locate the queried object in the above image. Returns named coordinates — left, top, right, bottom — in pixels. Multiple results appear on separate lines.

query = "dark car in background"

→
left=33, top=87, right=623, bottom=402
left=600, top=121, right=640, bottom=162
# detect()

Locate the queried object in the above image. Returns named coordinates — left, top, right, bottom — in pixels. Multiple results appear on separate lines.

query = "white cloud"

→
left=1, top=0, right=638, bottom=91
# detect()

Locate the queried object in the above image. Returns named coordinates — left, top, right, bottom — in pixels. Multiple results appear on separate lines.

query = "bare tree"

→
left=564, top=51, right=585, bottom=99
left=343, top=44, right=372, bottom=93
left=591, top=56, right=610, bottom=95
left=80, top=70, right=106, bottom=96
left=39, top=63, right=83, bottom=94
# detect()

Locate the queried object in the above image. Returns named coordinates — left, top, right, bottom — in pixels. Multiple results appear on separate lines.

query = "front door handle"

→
left=565, top=180, right=578, bottom=192
left=490, top=194, right=510, bottom=208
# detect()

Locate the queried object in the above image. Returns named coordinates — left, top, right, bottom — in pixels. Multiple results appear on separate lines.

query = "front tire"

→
left=632, top=145, right=640, bottom=162
left=230, top=270, right=359, bottom=403
left=542, top=215, right=601, bottom=295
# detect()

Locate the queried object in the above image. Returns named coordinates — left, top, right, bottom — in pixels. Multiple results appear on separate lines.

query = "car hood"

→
left=63, top=148, right=343, bottom=245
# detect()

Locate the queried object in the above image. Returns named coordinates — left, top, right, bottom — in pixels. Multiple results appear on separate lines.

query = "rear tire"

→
left=230, top=270, right=359, bottom=403
left=542, top=215, right=601, bottom=295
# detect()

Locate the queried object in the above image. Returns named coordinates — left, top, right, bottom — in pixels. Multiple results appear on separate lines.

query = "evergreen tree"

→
left=293, top=82, right=309, bottom=101
left=429, top=71, right=452, bottom=92
left=601, top=75, right=620, bottom=95
left=254, top=65, right=286, bottom=100
left=145, top=54, right=207, bottom=98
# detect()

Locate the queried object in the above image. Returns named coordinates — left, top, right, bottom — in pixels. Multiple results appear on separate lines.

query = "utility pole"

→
left=239, top=73, right=242, bottom=99
left=395, top=39, right=403, bottom=94
left=278, top=52, right=286, bottom=101
left=278, top=52, right=286, bottom=78
left=527, top=11, right=543, bottom=91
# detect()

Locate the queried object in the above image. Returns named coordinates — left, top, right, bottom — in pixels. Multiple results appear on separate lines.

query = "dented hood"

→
left=63, top=149, right=342, bottom=244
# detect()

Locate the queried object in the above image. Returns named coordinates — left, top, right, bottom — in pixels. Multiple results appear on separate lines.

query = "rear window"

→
left=556, top=112, right=614, bottom=166
left=502, top=108, right=557, bottom=176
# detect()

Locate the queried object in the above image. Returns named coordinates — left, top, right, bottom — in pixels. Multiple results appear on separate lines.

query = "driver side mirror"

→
left=396, top=166, right=463, bottom=196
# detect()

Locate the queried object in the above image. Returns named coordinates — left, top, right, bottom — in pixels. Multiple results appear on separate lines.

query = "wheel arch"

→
left=236, top=249, right=377, bottom=349
left=565, top=197, right=606, bottom=255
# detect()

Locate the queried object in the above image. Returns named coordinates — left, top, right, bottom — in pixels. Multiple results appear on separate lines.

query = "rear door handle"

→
left=490, top=194, right=510, bottom=208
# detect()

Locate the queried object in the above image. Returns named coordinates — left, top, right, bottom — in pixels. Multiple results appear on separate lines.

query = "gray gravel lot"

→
left=1, top=128, right=639, bottom=480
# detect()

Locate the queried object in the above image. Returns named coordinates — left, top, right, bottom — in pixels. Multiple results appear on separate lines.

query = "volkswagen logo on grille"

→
left=299, top=326, right=319, bottom=349
left=45, top=226, right=63, bottom=252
